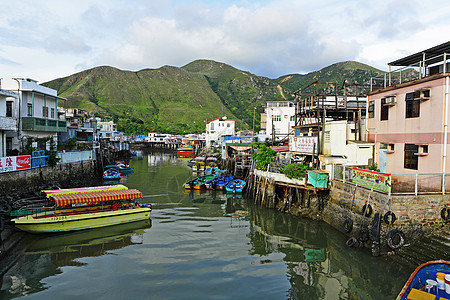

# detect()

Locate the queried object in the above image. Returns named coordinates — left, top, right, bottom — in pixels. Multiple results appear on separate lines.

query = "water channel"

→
left=0, top=152, right=448, bottom=299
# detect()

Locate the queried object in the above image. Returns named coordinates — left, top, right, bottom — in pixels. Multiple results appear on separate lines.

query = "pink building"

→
left=367, top=42, right=450, bottom=179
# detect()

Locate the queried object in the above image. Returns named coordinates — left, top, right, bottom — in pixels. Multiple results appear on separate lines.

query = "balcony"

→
left=22, top=117, right=67, bottom=132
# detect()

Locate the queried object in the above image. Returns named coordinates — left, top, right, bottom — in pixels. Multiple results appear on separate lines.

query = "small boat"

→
left=42, top=184, right=128, bottom=198
left=115, top=161, right=134, bottom=175
left=183, top=175, right=217, bottom=190
left=225, top=179, right=246, bottom=193
left=177, top=145, right=196, bottom=157
left=11, top=189, right=152, bottom=233
left=204, top=167, right=223, bottom=176
left=192, top=161, right=205, bottom=172
left=397, top=260, right=450, bottom=300
left=206, top=175, right=234, bottom=190
left=103, top=168, right=120, bottom=180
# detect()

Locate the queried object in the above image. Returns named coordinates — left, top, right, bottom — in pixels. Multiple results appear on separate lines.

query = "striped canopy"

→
left=50, top=189, right=142, bottom=206
left=43, top=184, right=128, bottom=198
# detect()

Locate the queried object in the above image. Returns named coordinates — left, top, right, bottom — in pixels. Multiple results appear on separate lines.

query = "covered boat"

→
left=42, top=184, right=128, bottom=198
left=397, top=260, right=450, bottom=300
left=115, top=161, right=134, bottom=175
left=225, top=179, right=246, bottom=193
left=11, top=189, right=151, bottom=233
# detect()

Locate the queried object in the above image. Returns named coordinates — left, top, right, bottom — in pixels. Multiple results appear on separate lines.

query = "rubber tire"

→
left=358, top=228, right=370, bottom=242
left=362, top=204, right=373, bottom=217
left=343, top=219, right=353, bottom=233
left=346, top=237, right=358, bottom=247
left=386, top=229, right=405, bottom=250
left=0, top=203, right=11, bottom=215
left=441, top=207, right=450, bottom=221
left=383, top=211, right=397, bottom=224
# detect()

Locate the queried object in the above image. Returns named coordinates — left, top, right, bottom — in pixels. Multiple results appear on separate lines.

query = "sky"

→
left=1, top=0, right=450, bottom=83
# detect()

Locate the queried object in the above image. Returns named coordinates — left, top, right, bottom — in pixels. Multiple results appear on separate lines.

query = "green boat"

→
left=183, top=175, right=217, bottom=190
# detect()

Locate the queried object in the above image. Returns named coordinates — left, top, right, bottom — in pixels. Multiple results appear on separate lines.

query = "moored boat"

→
left=205, top=174, right=234, bottom=190
left=177, top=145, right=196, bottom=157
left=103, top=168, right=120, bottom=180
left=115, top=161, right=134, bottom=174
left=183, top=175, right=217, bottom=190
left=397, top=260, right=450, bottom=300
left=225, top=179, right=246, bottom=193
left=11, top=189, right=152, bottom=233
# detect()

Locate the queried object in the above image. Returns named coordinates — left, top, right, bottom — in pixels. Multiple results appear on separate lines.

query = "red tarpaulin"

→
left=50, top=189, right=142, bottom=206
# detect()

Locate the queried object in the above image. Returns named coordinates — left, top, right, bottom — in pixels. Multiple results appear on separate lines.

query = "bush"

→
left=251, top=143, right=276, bottom=171
left=280, top=163, right=310, bottom=179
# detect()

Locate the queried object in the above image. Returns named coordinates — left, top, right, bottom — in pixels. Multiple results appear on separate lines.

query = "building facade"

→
left=205, top=117, right=236, bottom=148
left=367, top=41, right=450, bottom=175
left=0, top=78, right=67, bottom=153
left=264, top=101, right=296, bottom=140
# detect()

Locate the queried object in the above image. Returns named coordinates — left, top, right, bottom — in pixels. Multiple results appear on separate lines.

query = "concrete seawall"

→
left=249, top=171, right=450, bottom=256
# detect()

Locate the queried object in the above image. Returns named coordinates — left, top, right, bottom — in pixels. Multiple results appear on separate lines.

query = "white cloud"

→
left=0, top=0, right=450, bottom=82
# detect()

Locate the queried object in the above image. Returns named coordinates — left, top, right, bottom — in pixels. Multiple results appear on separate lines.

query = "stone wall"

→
left=0, top=160, right=100, bottom=198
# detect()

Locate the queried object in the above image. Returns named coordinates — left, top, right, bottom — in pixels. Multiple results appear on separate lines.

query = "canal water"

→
left=0, top=152, right=446, bottom=299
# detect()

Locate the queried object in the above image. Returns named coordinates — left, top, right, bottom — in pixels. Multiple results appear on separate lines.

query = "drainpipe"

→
left=443, top=75, right=449, bottom=195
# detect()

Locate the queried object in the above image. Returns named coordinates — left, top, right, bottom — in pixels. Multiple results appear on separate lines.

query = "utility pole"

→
left=252, top=107, right=256, bottom=142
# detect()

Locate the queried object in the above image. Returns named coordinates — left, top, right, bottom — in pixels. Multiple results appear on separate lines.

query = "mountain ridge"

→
left=44, top=60, right=385, bottom=135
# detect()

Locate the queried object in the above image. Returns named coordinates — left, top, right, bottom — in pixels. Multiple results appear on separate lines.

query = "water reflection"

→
left=0, top=152, right=430, bottom=299
left=0, top=220, right=151, bottom=299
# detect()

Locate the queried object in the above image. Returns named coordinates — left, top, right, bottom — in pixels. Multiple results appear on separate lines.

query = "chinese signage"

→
left=352, top=167, right=391, bottom=193
left=292, top=136, right=318, bottom=154
left=0, top=155, right=31, bottom=173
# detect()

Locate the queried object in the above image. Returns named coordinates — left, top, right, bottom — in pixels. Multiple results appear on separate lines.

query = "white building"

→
left=0, top=89, right=19, bottom=156
left=97, top=120, right=117, bottom=141
left=0, top=78, right=67, bottom=153
left=205, top=117, right=236, bottom=148
left=263, top=101, right=296, bottom=140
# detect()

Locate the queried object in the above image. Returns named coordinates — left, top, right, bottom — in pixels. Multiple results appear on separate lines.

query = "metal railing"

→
left=333, top=164, right=450, bottom=195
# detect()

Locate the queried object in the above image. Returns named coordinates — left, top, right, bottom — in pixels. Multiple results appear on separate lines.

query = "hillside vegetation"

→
left=44, top=60, right=385, bottom=135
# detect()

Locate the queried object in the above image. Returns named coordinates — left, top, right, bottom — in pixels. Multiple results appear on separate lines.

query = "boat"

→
left=103, top=167, right=120, bottom=180
left=204, top=167, right=224, bottom=176
left=42, top=184, right=128, bottom=198
left=205, top=174, right=234, bottom=190
left=397, top=260, right=450, bottom=300
left=11, top=189, right=152, bottom=233
left=183, top=175, right=217, bottom=190
left=115, top=161, right=134, bottom=175
left=192, top=161, right=205, bottom=172
left=177, top=145, right=196, bottom=157
left=225, top=179, right=246, bottom=193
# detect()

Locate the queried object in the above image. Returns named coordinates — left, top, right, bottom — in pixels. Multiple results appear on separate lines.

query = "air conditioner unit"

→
left=385, top=96, right=397, bottom=104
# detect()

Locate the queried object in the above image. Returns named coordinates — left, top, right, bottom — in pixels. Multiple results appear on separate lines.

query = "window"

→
left=227, top=123, right=230, bottom=127
left=405, top=92, right=420, bottom=118
left=51, top=108, right=55, bottom=119
left=6, top=101, right=13, bottom=117
left=290, top=116, right=295, bottom=122
left=272, top=115, right=281, bottom=122
left=42, top=106, right=48, bottom=118
left=27, top=103, right=33, bottom=116
left=380, top=98, right=389, bottom=120
left=404, top=144, right=419, bottom=170
left=368, top=101, right=374, bottom=118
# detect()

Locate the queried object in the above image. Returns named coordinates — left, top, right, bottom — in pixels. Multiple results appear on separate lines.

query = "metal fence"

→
left=333, top=164, right=450, bottom=195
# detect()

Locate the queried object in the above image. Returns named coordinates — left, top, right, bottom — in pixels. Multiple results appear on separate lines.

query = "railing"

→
left=333, top=164, right=450, bottom=195
left=370, top=53, right=448, bottom=92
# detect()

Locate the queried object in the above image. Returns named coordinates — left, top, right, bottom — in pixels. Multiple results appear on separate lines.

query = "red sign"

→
left=0, top=155, right=31, bottom=173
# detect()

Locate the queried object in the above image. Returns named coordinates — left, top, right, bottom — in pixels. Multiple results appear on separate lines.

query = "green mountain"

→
left=44, top=60, right=385, bottom=135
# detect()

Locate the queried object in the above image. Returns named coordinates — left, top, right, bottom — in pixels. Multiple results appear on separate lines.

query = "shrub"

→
left=280, top=163, right=310, bottom=179
left=251, top=143, right=276, bottom=171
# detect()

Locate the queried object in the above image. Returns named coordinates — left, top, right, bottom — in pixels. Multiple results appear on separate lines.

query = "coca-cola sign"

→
left=0, top=155, right=31, bottom=173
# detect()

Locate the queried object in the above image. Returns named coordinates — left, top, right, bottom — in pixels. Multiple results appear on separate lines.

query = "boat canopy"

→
left=42, top=185, right=128, bottom=198
left=50, top=189, right=142, bottom=206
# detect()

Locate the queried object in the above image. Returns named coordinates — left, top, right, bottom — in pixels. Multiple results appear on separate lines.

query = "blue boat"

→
left=205, top=175, right=234, bottom=190
left=397, top=260, right=450, bottom=300
left=225, top=179, right=246, bottom=193
left=103, top=168, right=120, bottom=180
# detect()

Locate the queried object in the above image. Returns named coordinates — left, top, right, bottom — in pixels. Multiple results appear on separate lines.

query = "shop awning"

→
left=50, top=189, right=142, bottom=206
left=42, top=184, right=128, bottom=198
